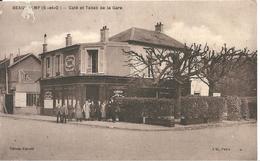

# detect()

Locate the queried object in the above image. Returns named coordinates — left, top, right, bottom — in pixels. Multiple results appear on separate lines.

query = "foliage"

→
left=114, top=97, right=175, bottom=123
left=240, top=98, right=250, bottom=120
left=225, top=96, right=242, bottom=121
left=197, top=44, right=256, bottom=96
left=247, top=97, right=257, bottom=119
left=180, top=96, right=226, bottom=125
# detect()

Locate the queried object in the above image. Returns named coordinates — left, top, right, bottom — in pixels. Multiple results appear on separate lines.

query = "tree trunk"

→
left=208, top=82, right=215, bottom=96
left=174, top=83, right=182, bottom=119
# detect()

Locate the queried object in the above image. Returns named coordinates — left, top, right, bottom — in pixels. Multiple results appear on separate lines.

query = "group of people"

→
left=56, top=99, right=120, bottom=123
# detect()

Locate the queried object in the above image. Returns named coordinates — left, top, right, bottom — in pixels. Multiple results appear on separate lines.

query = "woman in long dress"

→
left=101, top=101, right=107, bottom=120
left=75, top=102, right=83, bottom=122
left=83, top=100, right=91, bottom=120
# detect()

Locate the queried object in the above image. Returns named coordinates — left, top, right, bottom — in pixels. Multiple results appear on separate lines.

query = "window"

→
left=46, top=57, right=50, bottom=68
left=55, top=55, right=60, bottom=76
left=87, top=50, right=98, bottom=73
left=46, top=57, right=50, bottom=77
left=26, top=93, right=39, bottom=106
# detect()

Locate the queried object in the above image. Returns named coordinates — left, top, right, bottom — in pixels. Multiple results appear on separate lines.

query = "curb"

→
left=0, top=113, right=256, bottom=132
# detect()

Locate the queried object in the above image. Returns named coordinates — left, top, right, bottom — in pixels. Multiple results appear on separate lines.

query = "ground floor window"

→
left=26, top=93, right=39, bottom=106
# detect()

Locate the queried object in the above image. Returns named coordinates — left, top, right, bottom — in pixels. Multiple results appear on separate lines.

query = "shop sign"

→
left=213, top=93, right=221, bottom=97
left=113, top=90, right=123, bottom=94
left=113, top=90, right=124, bottom=97
left=65, top=55, right=75, bottom=71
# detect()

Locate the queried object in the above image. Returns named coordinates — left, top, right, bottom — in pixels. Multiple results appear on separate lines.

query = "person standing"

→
left=63, top=104, right=69, bottom=123
left=90, top=101, right=95, bottom=120
left=56, top=103, right=61, bottom=123
left=101, top=101, right=107, bottom=120
left=83, top=100, right=91, bottom=120
left=96, top=101, right=102, bottom=121
left=75, top=102, right=83, bottom=122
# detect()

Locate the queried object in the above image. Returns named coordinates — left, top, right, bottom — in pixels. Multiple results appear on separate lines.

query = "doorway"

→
left=86, top=85, right=99, bottom=101
left=5, top=94, right=13, bottom=114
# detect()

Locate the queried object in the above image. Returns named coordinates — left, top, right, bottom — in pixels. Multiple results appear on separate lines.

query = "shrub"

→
left=247, top=97, right=257, bottom=119
left=114, top=97, right=175, bottom=124
left=240, top=98, right=250, bottom=120
left=225, top=96, right=241, bottom=121
left=180, top=96, right=226, bottom=125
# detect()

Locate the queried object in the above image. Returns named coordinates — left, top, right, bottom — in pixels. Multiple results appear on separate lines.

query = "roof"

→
left=8, top=53, right=41, bottom=68
left=39, top=44, right=81, bottom=56
left=109, top=27, right=185, bottom=49
left=0, top=54, right=30, bottom=66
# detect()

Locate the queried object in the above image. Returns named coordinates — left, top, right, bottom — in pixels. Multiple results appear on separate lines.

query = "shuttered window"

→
left=26, top=93, right=39, bottom=106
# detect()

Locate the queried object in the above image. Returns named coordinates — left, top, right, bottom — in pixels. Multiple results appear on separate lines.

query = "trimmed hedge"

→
left=114, top=97, right=175, bottom=124
left=247, top=97, right=257, bottom=119
left=225, top=96, right=241, bottom=121
left=113, top=96, right=256, bottom=126
left=240, top=98, right=250, bottom=120
left=180, top=96, right=226, bottom=125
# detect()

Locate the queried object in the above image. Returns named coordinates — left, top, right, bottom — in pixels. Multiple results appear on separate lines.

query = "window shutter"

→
left=60, top=54, right=64, bottom=75
left=81, top=49, right=86, bottom=74
left=98, top=49, right=104, bottom=73
left=49, top=56, right=53, bottom=77
left=53, top=56, right=56, bottom=76
left=43, top=57, right=46, bottom=78
left=87, top=51, right=92, bottom=73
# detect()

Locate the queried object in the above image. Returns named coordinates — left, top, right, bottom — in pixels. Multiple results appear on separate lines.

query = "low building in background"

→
left=0, top=53, right=41, bottom=114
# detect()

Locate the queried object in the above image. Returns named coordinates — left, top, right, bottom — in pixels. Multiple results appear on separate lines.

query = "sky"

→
left=0, top=0, right=257, bottom=59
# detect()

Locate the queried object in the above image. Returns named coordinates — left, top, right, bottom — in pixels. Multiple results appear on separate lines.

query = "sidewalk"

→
left=0, top=113, right=256, bottom=131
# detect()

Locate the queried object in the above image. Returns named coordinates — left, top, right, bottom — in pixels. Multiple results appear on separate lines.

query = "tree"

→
left=197, top=44, right=257, bottom=96
left=123, top=44, right=210, bottom=118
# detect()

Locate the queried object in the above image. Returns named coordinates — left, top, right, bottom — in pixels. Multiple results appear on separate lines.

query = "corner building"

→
left=40, top=24, right=191, bottom=115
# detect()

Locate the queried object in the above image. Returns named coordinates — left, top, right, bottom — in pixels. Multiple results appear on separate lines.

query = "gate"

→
left=5, top=94, right=13, bottom=114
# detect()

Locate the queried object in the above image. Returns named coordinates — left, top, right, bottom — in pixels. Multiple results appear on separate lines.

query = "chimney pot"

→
left=43, top=34, right=47, bottom=53
left=100, top=26, right=109, bottom=42
left=66, top=34, right=72, bottom=47
left=155, top=22, right=163, bottom=33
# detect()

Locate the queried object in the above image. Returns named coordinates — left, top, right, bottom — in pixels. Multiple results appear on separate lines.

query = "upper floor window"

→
left=46, top=57, right=50, bottom=77
left=46, top=57, right=50, bottom=68
left=55, top=55, right=60, bottom=76
left=87, top=50, right=98, bottom=73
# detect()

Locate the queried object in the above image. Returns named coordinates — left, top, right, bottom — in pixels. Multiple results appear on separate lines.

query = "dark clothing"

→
left=56, top=111, right=61, bottom=123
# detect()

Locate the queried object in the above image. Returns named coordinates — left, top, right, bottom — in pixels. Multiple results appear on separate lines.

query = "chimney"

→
left=155, top=22, right=163, bottom=33
left=43, top=34, right=47, bottom=53
left=65, top=34, right=72, bottom=47
left=9, top=53, right=14, bottom=65
left=100, top=26, right=109, bottom=42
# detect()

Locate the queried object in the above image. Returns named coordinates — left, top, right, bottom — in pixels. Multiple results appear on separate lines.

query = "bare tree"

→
left=123, top=44, right=210, bottom=118
left=197, top=44, right=257, bottom=96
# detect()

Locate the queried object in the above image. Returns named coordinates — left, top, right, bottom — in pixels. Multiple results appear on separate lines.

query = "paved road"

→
left=0, top=117, right=256, bottom=160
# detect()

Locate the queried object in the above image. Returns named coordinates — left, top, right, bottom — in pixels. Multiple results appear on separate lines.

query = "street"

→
left=0, top=117, right=256, bottom=160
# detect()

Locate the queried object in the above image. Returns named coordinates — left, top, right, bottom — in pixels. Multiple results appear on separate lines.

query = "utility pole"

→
left=5, top=58, right=8, bottom=94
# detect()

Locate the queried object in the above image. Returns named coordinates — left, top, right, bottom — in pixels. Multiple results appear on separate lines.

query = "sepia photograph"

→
left=0, top=0, right=257, bottom=160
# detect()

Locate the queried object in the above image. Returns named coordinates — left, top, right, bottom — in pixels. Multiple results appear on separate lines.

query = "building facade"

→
left=0, top=53, right=41, bottom=114
left=40, top=23, right=193, bottom=115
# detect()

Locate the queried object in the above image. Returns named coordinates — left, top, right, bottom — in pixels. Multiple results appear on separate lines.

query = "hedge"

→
left=225, top=96, right=241, bottom=121
left=113, top=96, right=256, bottom=126
left=240, top=98, right=250, bottom=120
left=180, top=96, right=226, bottom=125
left=114, top=97, right=175, bottom=124
left=247, top=97, right=257, bottom=119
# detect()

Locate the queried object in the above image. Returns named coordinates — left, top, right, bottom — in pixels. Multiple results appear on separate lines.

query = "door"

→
left=5, top=94, right=13, bottom=114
